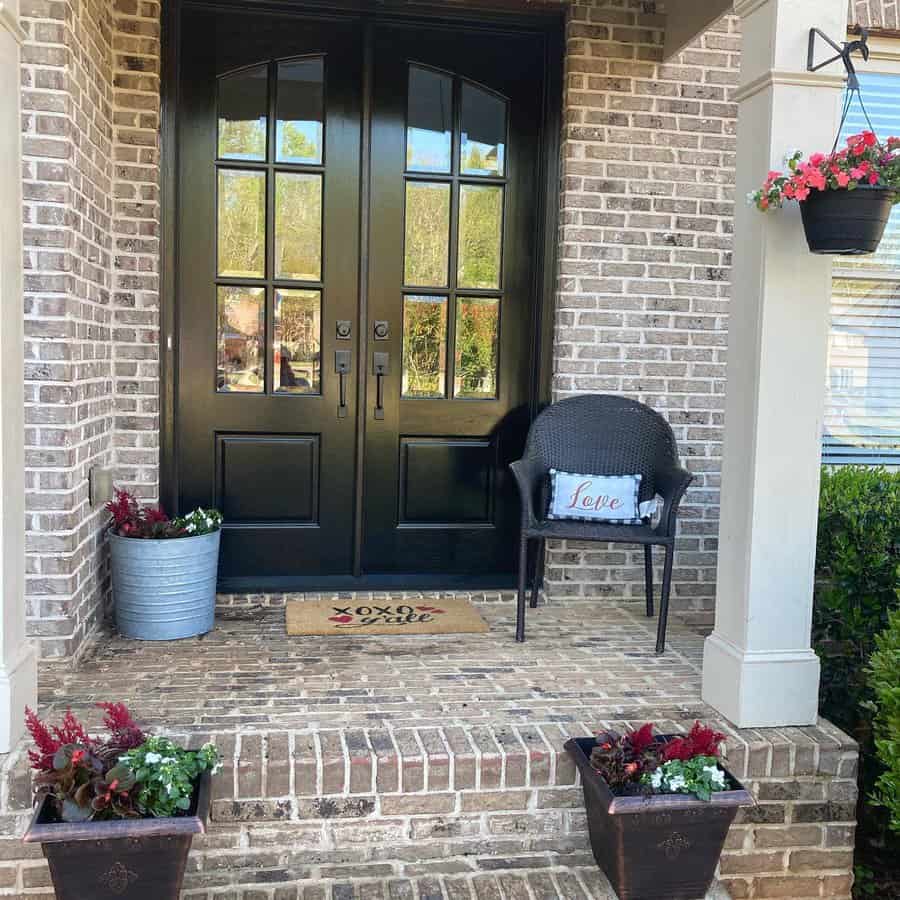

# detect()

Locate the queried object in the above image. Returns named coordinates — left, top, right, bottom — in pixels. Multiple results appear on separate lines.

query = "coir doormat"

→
left=285, top=598, right=489, bottom=636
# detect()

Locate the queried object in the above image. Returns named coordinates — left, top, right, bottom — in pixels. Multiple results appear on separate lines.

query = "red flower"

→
left=661, top=721, right=725, bottom=762
left=627, top=722, right=657, bottom=754
left=97, top=702, right=145, bottom=751
left=864, top=131, right=877, bottom=147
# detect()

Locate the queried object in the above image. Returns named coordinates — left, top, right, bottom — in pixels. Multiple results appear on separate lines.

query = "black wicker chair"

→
left=510, top=395, right=693, bottom=652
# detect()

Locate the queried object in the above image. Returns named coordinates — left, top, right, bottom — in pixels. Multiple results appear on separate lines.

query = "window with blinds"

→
left=824, top=71, right=900, bottom=465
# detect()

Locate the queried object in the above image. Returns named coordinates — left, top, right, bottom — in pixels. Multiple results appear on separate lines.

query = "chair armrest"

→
left=654, top=466, right=693, bottom=537
left=510, top=457, right=543, bottom=529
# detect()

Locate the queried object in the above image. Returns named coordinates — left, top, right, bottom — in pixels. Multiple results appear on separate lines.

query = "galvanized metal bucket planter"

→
left=23, top=772, right=210, bottom=900
left=800, top=184, right=895, bottom=254
left=565, top=736, right=753, bottom=900
left=110, top=530, right=220, bottom=640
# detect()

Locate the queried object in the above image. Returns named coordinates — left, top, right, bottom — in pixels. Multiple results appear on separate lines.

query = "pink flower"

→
left=835, top=172, right=850, bottom=188
left=794, top=186, right=810, bottom=201
left=863, top=131, right=877, bottom=147
left=850, top=165, right=868, bottom=180
left=809, top=152, right=825, bottom=167
left=869, top=172, right=880, bottom=185
left=807, top=170, right=827, bottom=191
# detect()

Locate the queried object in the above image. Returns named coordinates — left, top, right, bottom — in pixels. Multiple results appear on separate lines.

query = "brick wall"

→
left=547, top=2, right=738, bottom=622
left=21, top=0, right=116, bottom=659
left=852, top=0, right=900, bottom=28
left=18, top=0, right=896, bottom=653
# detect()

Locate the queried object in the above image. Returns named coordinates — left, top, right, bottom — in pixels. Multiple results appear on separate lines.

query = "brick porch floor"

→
left=0, top=597, right=858, bottom=898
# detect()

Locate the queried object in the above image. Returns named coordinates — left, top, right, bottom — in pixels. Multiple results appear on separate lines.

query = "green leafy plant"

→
left=106, top=488, right=223, bottom=539
left=643, top=756, right=727, bottom=802
left=119, top=737, right=221, bottom=818
left=814, top=466, right=900, bottom=737
left=172, top=507, right=223, bottom=537
left=868, top=608, right=900, bottom=833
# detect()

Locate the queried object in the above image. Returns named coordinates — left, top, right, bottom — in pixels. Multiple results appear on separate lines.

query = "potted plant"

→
left=23, top=704, right=221, bottom=900
left=565, top=722, right=753, bottom=900
left=752, top=130, right=900, bottom=254
left=106, top=488, right=223, bottom=640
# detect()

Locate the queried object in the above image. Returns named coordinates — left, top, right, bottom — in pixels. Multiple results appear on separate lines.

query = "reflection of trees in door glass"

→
left=457, top=185, right=502, bottom=289
left=276, top=58, right=324, bottom=164
left=404, top=182, right=450, bottom=287
left=402, top=296, right=447, bottom=398
left=217, top=286, right=265, bottom=392
left=275, top=289, right=321, bottom=394
left=275, top=172, right=323, bottom=281
left=455, top=298, right=498, bottom=399
left=217, top=170, right=266, bottom=278
left=217, top=65, right=267, bottom=161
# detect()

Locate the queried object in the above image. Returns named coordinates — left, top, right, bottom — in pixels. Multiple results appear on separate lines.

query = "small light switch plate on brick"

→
left=89, top=467, right=114, bottom=509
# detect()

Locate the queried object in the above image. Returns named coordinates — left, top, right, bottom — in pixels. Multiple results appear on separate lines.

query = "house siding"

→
left=17, top=0, right=896, bottom=657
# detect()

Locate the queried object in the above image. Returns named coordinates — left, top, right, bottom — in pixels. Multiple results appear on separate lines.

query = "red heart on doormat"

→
left=329, top=615, right=353, bottom=623
left=416, top=606, right=435, bottom=611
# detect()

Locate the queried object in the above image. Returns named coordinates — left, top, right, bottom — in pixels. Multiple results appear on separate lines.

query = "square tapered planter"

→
left=565, top=737, right=752, bottom=900
left=23, top=772, right=210, bottom=900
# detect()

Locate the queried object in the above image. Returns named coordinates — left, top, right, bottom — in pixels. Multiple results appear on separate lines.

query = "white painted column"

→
left=702, top=0, right=848, bottom=728
left=0, top=0, right=38, bottom=752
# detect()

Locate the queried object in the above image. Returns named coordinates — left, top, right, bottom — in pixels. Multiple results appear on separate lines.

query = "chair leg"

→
left=643, top=545, right=654, bottom=618
left=656, top=544, right=674, bottom=655
left=530, top=538, right=545, bottom=609
left=516, top=536, right=529, bottom=642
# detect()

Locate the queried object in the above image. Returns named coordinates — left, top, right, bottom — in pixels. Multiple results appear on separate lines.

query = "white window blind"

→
left=824, top=71, right=900, bottom=465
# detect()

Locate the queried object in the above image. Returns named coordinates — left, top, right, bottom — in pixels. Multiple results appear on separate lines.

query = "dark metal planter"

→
left=565, top=737, right=753, bottom=900
left=800, top=184, right=895, bottom=254
left=23, top=772, right=210, bottom=900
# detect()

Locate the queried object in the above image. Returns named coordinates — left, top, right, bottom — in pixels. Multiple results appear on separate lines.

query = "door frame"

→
left=159, top=0, right=564, bottom=587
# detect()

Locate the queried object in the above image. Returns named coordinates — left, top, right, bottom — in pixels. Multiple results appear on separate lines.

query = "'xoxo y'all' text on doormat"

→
left=285, top=598, right=490, bottom=636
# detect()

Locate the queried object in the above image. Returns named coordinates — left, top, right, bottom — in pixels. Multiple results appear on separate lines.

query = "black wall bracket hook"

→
left=808, top=27, right=870, bottom=90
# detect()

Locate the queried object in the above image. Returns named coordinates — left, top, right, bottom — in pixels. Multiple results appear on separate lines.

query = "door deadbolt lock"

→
left=373, top=320, right=390, bottom=340
left=336, top=320, right=352, bottom=340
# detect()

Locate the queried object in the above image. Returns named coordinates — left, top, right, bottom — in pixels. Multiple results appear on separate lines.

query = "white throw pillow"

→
left=547, top=470, right=643, bottom=524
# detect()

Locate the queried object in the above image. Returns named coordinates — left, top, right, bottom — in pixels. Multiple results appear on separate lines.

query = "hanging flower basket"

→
left=799, top=183, right=895, bottom=254
left=752, top=131, right=900, bottom=256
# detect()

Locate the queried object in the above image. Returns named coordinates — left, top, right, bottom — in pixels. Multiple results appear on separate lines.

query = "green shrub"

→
left=814, top=466, right=900, bottom=736
left=868, top=608, right=900, bottom=833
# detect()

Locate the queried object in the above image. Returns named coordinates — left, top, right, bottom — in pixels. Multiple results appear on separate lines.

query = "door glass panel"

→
left=404, top=182, right=450, bottom=287
left=276, top=58, right=325, bottom=165
left=274, top=289, right=321, bottom=394
left=460, top=83, right=506, bottom=177
left=406, top=67, right=452, bottom=173
left=455, top=297, right=499, bottom=399
left=402, top=295, right=447, bottom=398
left=217, top=286, right=265, bottom=392
left=217, top=169, right=266, bottom=278
left=457, top=184, right=503, bottom=290
left=218, top=65, right=268, bottom=161
left=275, top=172, right=323, bottom=281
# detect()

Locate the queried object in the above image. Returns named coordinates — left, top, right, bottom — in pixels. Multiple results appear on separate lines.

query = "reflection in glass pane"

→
left=460, top=83, right=506, bottom=176
left=402, top=295, right=447, bottom=398
left=275, top=172, right=322, bottom=281
left=217, top=286, right=265, bottom=392
left=217, top=170, right=266, bottom=278
left=218, top=65, right=268, bottom=161
left=276, top=58, right=324, bottom=165
left=406, top=67, right=452, bottom=173
left=457, top=184, right=503, bottom=289
left=274, top=289, right=321, bottom=394
left=455, top=298, right=499, bottom=399
left=404, top=182, right=450, bottom=287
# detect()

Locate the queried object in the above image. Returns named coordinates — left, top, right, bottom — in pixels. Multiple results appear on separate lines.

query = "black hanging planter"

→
left=565, top=737, right=753, bottom=900
left=800, top=184, right=895, bottom=254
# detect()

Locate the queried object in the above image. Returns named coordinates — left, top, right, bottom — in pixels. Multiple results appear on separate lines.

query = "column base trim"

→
left=0, top=641, right=38, bottom=753
left=702, top=631, right=821, bottom=728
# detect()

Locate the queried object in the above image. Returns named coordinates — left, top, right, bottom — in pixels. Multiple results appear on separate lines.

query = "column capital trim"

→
left=734, top=68, right=846, bottom=102
left=733, top=0, right=770, bottom=18
left=0, top=3, right=25, bottom=44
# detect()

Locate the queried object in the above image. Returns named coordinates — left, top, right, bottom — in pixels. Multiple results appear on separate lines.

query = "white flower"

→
left=650, top=770, right=663, bottom=790
left=706, top=765, right=726, bottom=786
left=667, top=775, right=687, bottom=792
left=746, top=191, right=757, bottom=206
left=144, top=752, right=162, bottom=764
left=160, top=756, right=177, bottom=764
left=186, top=522, right=195, bottom=532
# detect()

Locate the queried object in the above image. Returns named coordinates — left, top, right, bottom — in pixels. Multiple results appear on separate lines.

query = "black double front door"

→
left=175, top=5, right=548, bottom=589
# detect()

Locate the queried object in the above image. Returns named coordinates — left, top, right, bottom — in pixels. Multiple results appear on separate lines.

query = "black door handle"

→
left=373, top=352, right=389, bottom=420
left=335, top=350, right=351, bottom=419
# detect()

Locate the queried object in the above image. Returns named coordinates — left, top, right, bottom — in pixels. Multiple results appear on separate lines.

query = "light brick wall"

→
left=547, top=2, right=738, bottom=621
left=17, top=0, right=897, bottom=653
left=21, top=0, right=116, bottom=659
